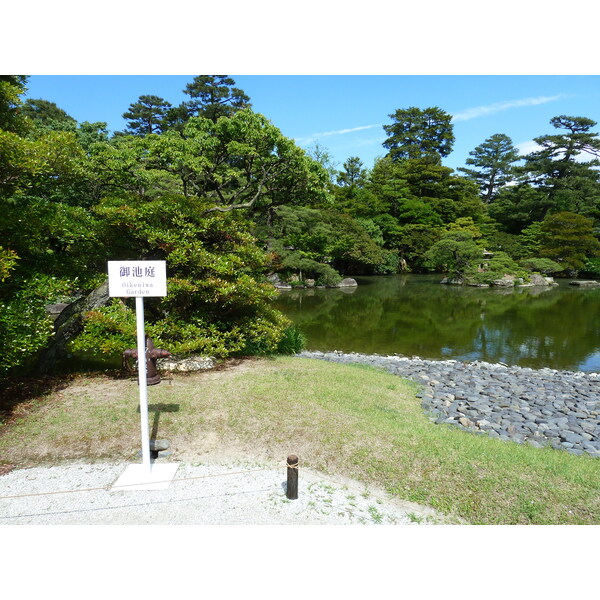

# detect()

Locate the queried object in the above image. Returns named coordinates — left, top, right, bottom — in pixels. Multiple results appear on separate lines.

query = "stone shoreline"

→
left=296, top=351, right=600, bottom=458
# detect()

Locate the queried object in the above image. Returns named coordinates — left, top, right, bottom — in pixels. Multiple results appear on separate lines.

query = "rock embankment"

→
left=268, top=274, right=357, bottom=290
left=297, top=351, right=600, bottom=458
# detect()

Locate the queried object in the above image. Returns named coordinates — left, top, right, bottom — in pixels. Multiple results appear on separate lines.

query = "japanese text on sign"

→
left=108, top=261, right=167, bottom=297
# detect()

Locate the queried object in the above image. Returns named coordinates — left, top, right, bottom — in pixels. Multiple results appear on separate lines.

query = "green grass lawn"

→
left=1, top=356, right=599, bottom=524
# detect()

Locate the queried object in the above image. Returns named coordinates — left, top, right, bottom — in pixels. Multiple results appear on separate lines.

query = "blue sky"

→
left=23, top=75, right=600, bottom=173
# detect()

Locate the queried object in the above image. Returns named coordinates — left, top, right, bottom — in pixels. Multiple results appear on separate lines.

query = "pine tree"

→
left=458, top=133, right=520, bottom=203
left=382, top=106, right=454, bottom=162
left=183, top=75, right=251, bottom=122
left=122, top=95, right=172, bottom=135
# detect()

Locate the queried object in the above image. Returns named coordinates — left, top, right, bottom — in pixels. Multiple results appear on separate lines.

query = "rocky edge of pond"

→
left=297, top=351, right=600, bottom=458
left=268, top=273, right=358, bottom=290
left=440, top=272, right=558, bottom=287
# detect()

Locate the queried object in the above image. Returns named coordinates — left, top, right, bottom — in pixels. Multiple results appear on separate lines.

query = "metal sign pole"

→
left=135, top=296, right=151, bottom=473
left=109, top=260, right=179, bottom=491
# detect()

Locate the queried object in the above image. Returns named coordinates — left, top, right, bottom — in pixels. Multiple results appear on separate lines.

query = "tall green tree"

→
left=337, top=156, right=367, bottom=187
left=458, top=133, right=520, bottom=203
left=539, top=211, right=600, bottom=275
left=182, top=75, right=251, bottom=122
left=122, top=94, right=172, bottom=136
left=521, top=115, right=600, bottom=217
left=382, top=106, right=454, bottom=162
left=333, top=156, right=370, bottom=213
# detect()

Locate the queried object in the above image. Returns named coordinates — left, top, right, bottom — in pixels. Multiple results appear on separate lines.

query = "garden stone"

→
left=298, top=350, right=600, bottom=458
left=337, top=278, right=358, bottom=287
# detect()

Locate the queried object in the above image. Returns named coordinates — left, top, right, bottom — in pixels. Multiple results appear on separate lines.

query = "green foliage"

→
left=122, top=95, right=172, bottom=136
left=1, top=197, right=105, bottom=284
left=519, top=221, right=544, bottom=257
left=337, top=156, right=368, bottom=187
left=102, top=110, right=331, bottom=209
left=274, top=325, right=306, bottom=355
left=0, top=76, right=29, bottom=134
left=446, top=217, right=484, bottom=244
left=539, top=211, right=600, bottom=275
left=383, top=106, right=455, bottom=161
left=377, top=157, right=483, bottom=224
left=395, top=223, right=443, bottom=271
left=182, top=75, right=251, bottom=122
left=0, top=128, right=89, bottom=203
left=267, top=205, right=393, bottom=277
left=519, top=257, right=564, bottom=275
left=458, top=133, right=520, bottom=203
left=424, top=231, right=483, bottom=278
left=306, top=142, right=339, bottom=184
left=372, top=250, right=400, bottom=275
left=73, top=300, right=293, bottom=359
left=0, top=275, right=79, bottom=375
left=0, top=246, right=18, bottom=281
left=478, top=219, right=526, bottom=260
left=580, top=257, right=600, bottom=279
left=275, top=247, right=341, bottom=286
left=71, top=191, right=293, bottom=357
left=21, top=98, right=77, bottom=133
left=488, top=184, right=554, bottom=233
left=520, top=116, right=600, bottom=218
left=467, top=251, right=529, bottom=285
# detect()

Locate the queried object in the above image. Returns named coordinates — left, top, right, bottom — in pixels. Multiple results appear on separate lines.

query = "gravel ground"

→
left=0, top=460, right=446, bottom=525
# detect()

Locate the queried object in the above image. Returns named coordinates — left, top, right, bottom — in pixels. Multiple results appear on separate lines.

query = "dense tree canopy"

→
left=539, top=211, right=600, bottom=275
left=2, top=78, right=600, bottom=378
left=382, top=107, right=455, bottom=162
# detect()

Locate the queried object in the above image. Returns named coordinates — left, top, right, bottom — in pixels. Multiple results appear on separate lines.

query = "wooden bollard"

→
left=286, top=455, right=299, bottom=500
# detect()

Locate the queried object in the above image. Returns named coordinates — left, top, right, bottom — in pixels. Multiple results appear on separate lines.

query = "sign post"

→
left=135, top=296, right=151, bottom=472
left=107, top=261, right=179, bottom=491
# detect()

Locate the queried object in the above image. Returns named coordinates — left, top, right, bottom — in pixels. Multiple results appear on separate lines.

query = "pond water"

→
left=272, top=274, right=600, bottom=373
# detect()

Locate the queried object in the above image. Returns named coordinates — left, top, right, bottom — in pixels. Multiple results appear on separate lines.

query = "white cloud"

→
left=295, top=124, right=381, bottom=146
left=515, top=140, right=542, bottom=155
left=452, top=95, right=566, bottom=122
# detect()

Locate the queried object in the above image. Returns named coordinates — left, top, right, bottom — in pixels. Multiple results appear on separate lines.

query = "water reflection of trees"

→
left=272, top=275, right=600, bottom=371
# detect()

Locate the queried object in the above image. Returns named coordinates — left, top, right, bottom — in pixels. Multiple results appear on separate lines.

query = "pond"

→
left=272, top=274, right=600, bottom=373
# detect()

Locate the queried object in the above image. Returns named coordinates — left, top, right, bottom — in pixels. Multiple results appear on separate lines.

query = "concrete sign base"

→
left=111, top=463, right=180, bottom=491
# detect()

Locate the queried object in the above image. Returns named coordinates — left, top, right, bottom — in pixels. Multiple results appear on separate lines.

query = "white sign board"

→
left=108, top=261, right=167, bottom=297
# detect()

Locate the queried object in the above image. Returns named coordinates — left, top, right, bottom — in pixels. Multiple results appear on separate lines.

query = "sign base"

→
left=111, top=463, right=180, bottom=491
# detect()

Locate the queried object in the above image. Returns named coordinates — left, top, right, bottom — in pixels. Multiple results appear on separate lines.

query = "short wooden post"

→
left=286, top=454, right=299, bottom=500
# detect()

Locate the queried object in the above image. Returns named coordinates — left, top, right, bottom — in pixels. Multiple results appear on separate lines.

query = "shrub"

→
left=424, top=231, right=482, bottom=278
left=464, top=252, right=529, bottom=286
left=579, top=257, right=600, bottom=279
left=275, top=325, right=306, bottom=355
left=0, top=275, right=79, bottom=375
left=73, top=298, right=293, bottom=360
left=373, top=250, right=400, bottom=275
left=519, top=257, right=564, bottom=275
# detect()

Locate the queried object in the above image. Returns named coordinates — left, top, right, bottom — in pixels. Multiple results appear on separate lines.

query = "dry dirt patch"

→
left=0, top=359, right=281, bottom=468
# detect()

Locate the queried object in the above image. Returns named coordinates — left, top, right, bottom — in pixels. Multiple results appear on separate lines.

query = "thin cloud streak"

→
left=452, top=95, right=566, bottom=122
left=295, top=123, right=381, bottom=146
